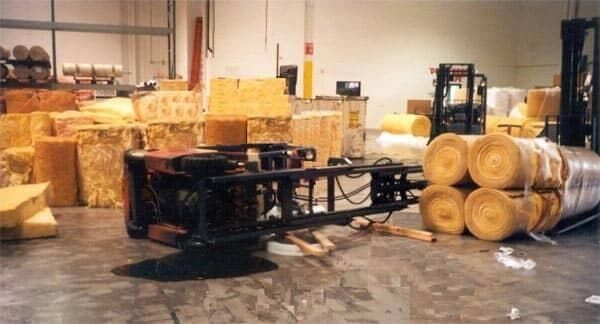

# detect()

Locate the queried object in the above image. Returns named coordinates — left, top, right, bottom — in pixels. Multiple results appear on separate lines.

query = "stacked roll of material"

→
left=33, top=137, right=78, bottom=206
left=381, top=113, right=431, bottom=137
left=204, top=114, right=247, bottom=145
left=419, top=185, right=472, bottom=234
left=12, top=45, right=29, bottom=61
left=464, top=189, right=560, bottom=241
left=423, top=133, right=477, bottom=186
left=467, top=133, right=562, bottom=189
left=76, top=124, right=144, bottom=208
left=145, top=120, right=204, bottom=150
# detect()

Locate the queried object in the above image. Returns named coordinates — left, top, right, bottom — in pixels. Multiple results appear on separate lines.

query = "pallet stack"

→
left=420, top=132, right=600, bottom=241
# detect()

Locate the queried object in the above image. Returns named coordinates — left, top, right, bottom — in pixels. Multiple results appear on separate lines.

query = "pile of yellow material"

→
left=76, top=124, right=144, bottom=207
left=526, top=88, right=560, bottom=119
left=0, top=182, right=57, bottom=241
left=381, top=113, right=431, bottom=137
left=79, top=97, right=135, bottom=123
left=291, top=111, right=342, bottom=166
left=464, top=188, right=560, bottom=241
left=419, top=185, right=471, bottom=234
left=33, top=137, right=78, bottom=206
left=0, top=146, right=34, bottom=187
left=209, top=78, right=290, bottom=116
left=0, top=113, right=31, bottom=148
left=423, top=133, right=477, bottom=185
left=145, top=120, right=204, bottom=150
left=30, top=112, right=53, bottom=140
left=204, top=114, right=247, bottom=145
left=51, top=111, right=95, bottom=138
left=468, top=133, right=562, bottom=189
left=132, top=91, right=201, bottom=122
left=247, top=116, right=292, bottom=144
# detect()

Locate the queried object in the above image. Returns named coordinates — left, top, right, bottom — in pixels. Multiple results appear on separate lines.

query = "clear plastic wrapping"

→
left=557, top=147, right=600, bottom=220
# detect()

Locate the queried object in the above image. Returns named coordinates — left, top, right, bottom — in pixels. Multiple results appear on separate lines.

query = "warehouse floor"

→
left=1, top=132, right=599, bottom=323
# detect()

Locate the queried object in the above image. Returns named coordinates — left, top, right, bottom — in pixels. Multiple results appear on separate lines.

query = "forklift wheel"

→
left=180, top=155, right=228, bottom=175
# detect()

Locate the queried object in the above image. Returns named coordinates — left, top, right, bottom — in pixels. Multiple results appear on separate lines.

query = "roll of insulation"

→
left=424, top=133, right=478, bottom=185
left=419, top=185, right=472, bottom=234
left=381, top=113, right=431, bottom=137
left=76, top=64, right=93, bottom=77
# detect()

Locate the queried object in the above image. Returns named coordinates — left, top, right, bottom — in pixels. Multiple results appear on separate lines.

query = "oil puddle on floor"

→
left=112, top=249, right=278, bottom=281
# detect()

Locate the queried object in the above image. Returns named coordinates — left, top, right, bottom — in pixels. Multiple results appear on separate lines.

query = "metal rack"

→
left=0, top=0, right=176, bottom=90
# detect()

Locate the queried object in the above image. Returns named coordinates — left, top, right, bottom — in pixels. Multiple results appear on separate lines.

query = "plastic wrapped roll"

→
left=30, top=66, right=50, bottom=81
left=381, top=113, right=431, bottom=137
left=204, top=114, right=247, bottom=145
left=13, top=65, right=30, bottom=79
left=33, top=137, right=78, bottom=206
left=464, top=188, right=559, bottom=241
left=77, top=64, right=93, bottom=78
left=62, top=63, right=77, bottom=76
left=29, top=46, right=49, bottom=62
left=419, top=185, right=472, bottom=234
left=424, top=133, right=478, bottom=185
left=468, top=134, right=562, bottom=189
left=0, top=45, right=10, bottom=60
left=12, top=45, right=29, bottom=60
left=557, top=147, right=600, bottom=221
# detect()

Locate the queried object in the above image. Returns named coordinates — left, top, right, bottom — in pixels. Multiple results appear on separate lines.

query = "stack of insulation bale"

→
left=420, top=132, right=600, bottom=241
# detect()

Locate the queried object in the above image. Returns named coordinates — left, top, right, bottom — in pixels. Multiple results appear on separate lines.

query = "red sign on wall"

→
left=304, top=42, right=314, bottom=55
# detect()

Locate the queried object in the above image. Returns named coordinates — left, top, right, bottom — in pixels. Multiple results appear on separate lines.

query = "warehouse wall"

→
left=514, top=0, right=599, bottom=89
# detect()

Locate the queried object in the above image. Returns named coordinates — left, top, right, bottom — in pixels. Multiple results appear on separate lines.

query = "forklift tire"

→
left=180, top=155, right=228, bottom=175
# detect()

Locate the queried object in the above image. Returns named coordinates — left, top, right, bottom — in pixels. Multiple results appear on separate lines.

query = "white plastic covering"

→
left=487, top=87, right=527, bottom=117
left=557, top=147, right=600, bottom=220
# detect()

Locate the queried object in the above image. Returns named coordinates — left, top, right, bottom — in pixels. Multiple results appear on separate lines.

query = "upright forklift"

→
left=429, top=63, right=488, bottom=141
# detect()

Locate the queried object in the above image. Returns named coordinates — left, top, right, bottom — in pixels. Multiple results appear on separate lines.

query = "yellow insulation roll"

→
left=468, top=133, right=562, bottom=189
left=464, top=188, right=558, bottom=241
left=419, top=185, right=471, bottom=234
left=381, top=114, right=431, bottom=137
left=33, top=136, right=78, bottom=206
left=424, top=133, right=477, bottom=185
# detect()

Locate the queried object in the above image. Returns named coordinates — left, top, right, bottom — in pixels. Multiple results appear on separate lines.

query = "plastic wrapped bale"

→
left=33, top=137, right=78, bottom=206
left=37, top=90, right=77, bottom=112
left=204, top=114, right=247, bottom=145
left=133, top=91, right=201, bottom=122
left=145, top=120, right=204, bottom=150
left=76, top=124, right=144, bottom=207
left=0, top=182, right=50, bottom=228
left=468, top=134, right=562, bottom=189
left=419, top=185, right=472, bottom=235
left=5, top=89, right=39, bottom=113
left=464, top=188, right=560, bottom=241
left=30, top=112, right=53, bottom=140
left=0, top=146, right=34, bottom=187
left=0, top=113, right=32, bottom=149
left=424, top=133, right=479, bottom=186
left=1, top=207, right=57, bottom=241
left=51, top=111, right=96, bottom=138
left=381, top=113, right=431, bottom=137
left=526, top=88, right=560, bottom=120
left=247, top=116, right=292, bottom=144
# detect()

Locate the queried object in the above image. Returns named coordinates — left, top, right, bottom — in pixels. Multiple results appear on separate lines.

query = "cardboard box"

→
left=407, top=99, right=432, bottom=115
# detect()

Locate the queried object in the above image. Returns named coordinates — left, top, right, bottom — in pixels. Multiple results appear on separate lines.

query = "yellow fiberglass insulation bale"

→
left=468, top=133, right=562, bottom=189
left=381, top=113, right=431, bottom=137
left=1, top=207, right=57, bottom=241
left=0, top=113, right=32, bottom=149
left=33, top=136, right=78, bottom=207
left=30, top=111, right=53, bottom=140
left=419, top=185, right=472, bottom=235
left=51, top=110, right=96, bottom=138
left=0, top=182, right=51, bottom=228
left=423, top=133, right=479, bottom=186
left=0, top=146, right=34, bottom=188
left=145, top=120, right=204, bottom=150
left=76, top=124, right=143, bottom=208
left=204, top=114, right=247, bottom=145
left=247, top=116, right=292, bottom=144
left=464, top=188, right=559, bottom=241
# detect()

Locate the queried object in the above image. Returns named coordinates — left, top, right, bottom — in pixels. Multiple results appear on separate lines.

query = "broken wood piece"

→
left=353, top=218, right=436, bottom=242
left=285, top=233, right=328, bottom=257
left=311, top=230, right=336, bottom=251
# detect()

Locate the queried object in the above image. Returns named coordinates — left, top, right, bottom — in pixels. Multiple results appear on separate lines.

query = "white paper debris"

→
left=585, top=295, right=600, bottom=305
left=507, top=307, right=521, bottom=320
left=494, top=247, right=536, bottom=270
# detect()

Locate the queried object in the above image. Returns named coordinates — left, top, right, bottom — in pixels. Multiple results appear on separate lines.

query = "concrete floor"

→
left=1, top=133, right=599, bottom=323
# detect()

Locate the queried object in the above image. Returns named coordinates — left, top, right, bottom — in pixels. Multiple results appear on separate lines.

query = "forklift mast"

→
left=559, top=17, right=599, bottom=153
left=430, top=63, right=487, bottom=141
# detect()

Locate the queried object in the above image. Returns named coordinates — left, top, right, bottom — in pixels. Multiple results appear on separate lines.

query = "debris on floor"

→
left=267, top=230, right=337, bottom=257
left=494, top=247, right=536, bottom=270
left=507, top=307, right=521, bottom=320
left=352, top=217, right=436, bottom=242
left=585, top=295, right=600, bottom=305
